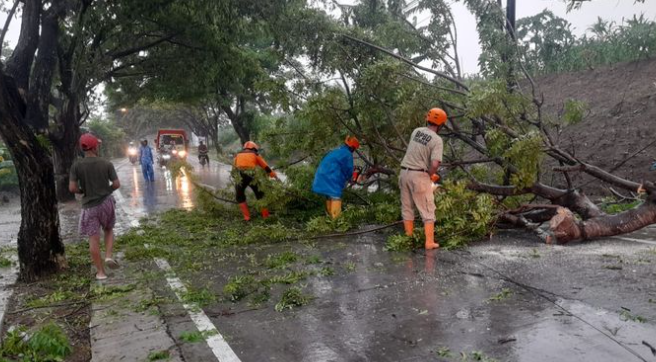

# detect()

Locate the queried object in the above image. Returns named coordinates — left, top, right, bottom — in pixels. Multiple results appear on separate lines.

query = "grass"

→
left=0, top=256, right=13, bottom=268
left=148, top=350, right=171, bottom=361
left=0, top=323, right=72, bottom=362
left=437, top=346, right=452, bottom=358
left=305, top=255, right=322, bottom=264
left=265, top=270, right=311, bottom=285
left=274, top=287, right=312, bottom=312
left=344, top=262, right=357, bottom=273
left=619, top=309, right=647, bottom=323
left=264, top=251, right=299, bottom=269
left=223, top=275, right=258, bottom=302
left=318, top=267, right=335, bottom=277
left=180, top=286, right=216, bottom=307
left=488, top=288, right=513, bottom=302
left=179, top=330, right=218, bottom=343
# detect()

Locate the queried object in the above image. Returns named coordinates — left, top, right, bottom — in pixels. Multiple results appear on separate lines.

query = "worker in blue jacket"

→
left=312, top=136, right=361, bottom=218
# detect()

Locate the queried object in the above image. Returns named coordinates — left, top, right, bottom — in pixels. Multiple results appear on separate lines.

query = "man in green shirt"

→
left=69, top=134, right=121, bottom=280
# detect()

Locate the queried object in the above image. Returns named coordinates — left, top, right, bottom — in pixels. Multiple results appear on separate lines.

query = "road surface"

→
left=2, top=156, right=656, bottom=362
left=106, top=157, right=656, bottom=362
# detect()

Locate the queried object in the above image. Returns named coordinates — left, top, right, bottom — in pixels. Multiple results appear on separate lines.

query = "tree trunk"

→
left=51, top=98, right=81, bottom=202
left=0, top=74, right=65, bottom=282
left=52, top=130, right=79, bottom=202
left=549, top=195, right=656, bottom=244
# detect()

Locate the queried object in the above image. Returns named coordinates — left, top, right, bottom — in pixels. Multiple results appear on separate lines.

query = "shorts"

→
left=399, top=169, right=436, bottom=223
left=79, top=196, right=116, bottom=237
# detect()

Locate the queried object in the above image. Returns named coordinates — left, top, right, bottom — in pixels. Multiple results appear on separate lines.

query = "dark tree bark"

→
left=549, top=196, right=656, bottom=244
left=0, top=0, right=68, bottom=281
left=5, top=0, right=40, bottom=92
left=222, top=101, right=251, bottom=145
left=0, top=73, right=65, bottom=282
left=25, top=6, right=60, bottom=132
left=51, top=101, right=80, bottom=202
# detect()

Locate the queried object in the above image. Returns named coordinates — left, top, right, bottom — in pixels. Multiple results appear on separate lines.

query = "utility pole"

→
left=506, top=0, right=516, bottom=40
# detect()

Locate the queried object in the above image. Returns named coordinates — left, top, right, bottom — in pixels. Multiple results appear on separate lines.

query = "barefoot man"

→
left=69, top=134, right=121, bottom=280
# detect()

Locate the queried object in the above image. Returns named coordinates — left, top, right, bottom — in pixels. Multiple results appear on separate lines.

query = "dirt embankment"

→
left=532, top=58, right=656, bottom=198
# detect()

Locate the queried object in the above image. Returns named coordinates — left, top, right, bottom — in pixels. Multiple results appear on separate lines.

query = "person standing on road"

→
left=69, top=134, right=121, bottom=280
left=399, top=108, right=446, bottom=250
left=312, top=136, right=361, bottom=219
left=233, top=141, right=277, bottom=221
left=139, top=139, right=155, bottom=182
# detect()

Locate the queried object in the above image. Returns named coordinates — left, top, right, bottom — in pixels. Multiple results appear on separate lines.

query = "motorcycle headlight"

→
left=178, top=150, right=186, bottom=157
left=172, top=150, right=178, bottom=155
left=128, top=149, right=137, bottom=155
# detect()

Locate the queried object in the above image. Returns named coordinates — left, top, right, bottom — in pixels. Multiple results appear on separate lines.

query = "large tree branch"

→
left=107, top=34, right=176, bottom=59
left=6, top=0, right=41, bottom=92
left=0, top=0, right=20, bottom=48
left=341, top=34, right=469, bottom=91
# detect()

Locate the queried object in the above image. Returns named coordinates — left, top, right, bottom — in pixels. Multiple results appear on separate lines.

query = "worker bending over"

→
left=233, top=141, right=277, bottom=221
left=400, top=108, right=446, bottom=250
left=312, top=136, right=361, bottom=218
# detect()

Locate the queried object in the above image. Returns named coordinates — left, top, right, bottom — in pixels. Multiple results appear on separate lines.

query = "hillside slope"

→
left=532, top=58, right=656, bottom=197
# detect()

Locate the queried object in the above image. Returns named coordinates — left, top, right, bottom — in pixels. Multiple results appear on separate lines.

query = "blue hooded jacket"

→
left=139, top=145, right=154, bottom=165
left=312, top=145, right=354, bottom=199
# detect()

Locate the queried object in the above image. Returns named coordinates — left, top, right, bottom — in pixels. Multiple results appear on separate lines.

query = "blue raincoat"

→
left=312, top=145, right=354, bottom=199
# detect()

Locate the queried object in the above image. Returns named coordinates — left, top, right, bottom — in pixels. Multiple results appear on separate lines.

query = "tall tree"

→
left=0, top=0, right=67, bottom=281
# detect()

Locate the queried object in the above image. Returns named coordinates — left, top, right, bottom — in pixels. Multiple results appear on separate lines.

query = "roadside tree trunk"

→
left=0, top=0, right=68, bottom=281
left=0, top=74, right=65, bottom=282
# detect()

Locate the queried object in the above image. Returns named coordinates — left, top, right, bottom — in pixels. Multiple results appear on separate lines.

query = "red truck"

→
left=155, top=129, right=189, bottom=166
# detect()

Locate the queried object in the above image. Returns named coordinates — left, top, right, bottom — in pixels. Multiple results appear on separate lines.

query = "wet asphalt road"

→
left=106, top=157, right=656, bottom=362
left=4, top=157, right=656, bottom=361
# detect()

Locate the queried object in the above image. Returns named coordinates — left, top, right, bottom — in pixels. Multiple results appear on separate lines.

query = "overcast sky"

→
left=450, top=0, right=656, bottom=74
left=1, top=0, right=654, bottom=75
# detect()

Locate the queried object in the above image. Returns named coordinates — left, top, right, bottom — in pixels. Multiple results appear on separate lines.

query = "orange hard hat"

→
left=79, top=133, right=99, bottom=151
left=243, top=141, right=259, bottom=150
left=345, top=136, right=360, bottom=150
left=425, top=108, right=448, bottom=126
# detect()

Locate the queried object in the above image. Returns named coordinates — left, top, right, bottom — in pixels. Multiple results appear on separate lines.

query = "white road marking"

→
left=613, top=236, right=656, bottom=246
left=114, top=188, right=240, bottom=362
left=152, top=256, right=241, bottom=362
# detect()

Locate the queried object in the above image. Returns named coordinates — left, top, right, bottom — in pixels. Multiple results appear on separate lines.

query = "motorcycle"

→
left=159, top=150, right=172, bottom=167
left=128, top=147, right=138, bottom=164
left=199, top=153, right=209, bottom=168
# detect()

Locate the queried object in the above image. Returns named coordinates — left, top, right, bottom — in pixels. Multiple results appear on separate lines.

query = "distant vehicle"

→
left=127, top=142, right=138, bottom=164
left=155, top=129, right=188, bottom=167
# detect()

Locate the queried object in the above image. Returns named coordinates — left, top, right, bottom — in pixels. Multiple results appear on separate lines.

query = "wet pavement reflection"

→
left=113, top=157, right=231, bottom=219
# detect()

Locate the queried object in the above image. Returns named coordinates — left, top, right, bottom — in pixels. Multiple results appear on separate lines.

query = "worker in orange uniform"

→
left=233, top=141, right=277, bottom=221
left=399, top=108, right=447, bottom=250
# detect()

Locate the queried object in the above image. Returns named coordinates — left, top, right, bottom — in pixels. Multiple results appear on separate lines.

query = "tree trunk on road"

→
left=549, top=195, right=656, bottom=244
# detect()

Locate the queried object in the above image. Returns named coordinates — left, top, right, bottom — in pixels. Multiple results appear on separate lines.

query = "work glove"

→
left=430, top=174, right=441, bottom=193
left=650, top=162, right=656, bottom=171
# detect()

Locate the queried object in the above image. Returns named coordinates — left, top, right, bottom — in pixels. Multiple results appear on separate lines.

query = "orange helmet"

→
left=425, top=108, right=448, bottom=126
left=345, top=136, right=360, bottom=150
left=243, top=141, right=259, bottom=150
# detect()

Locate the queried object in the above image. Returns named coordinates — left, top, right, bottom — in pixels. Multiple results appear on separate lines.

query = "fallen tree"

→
left=263, top=0, right=656, bottom=244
